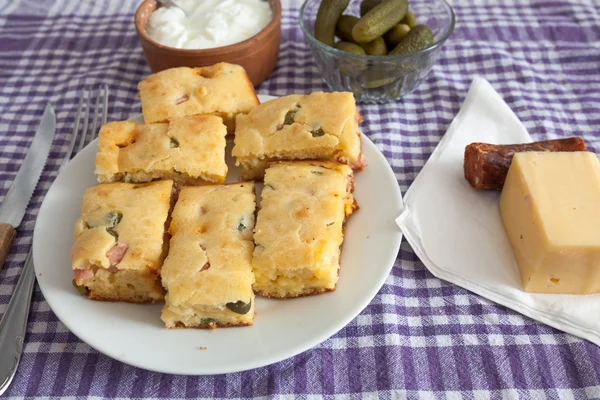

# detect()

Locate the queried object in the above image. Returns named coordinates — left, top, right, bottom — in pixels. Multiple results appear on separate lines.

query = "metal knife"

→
left=0, top=104, right=56, bottom=268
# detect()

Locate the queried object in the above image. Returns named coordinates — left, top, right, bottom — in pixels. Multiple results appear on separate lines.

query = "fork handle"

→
left=0, top=223, right=16, bottom=269
left=0, top=251, right=35, bottom=396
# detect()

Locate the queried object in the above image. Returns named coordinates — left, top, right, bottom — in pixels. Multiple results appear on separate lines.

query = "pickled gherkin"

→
left=383, top=23, right=411, bottom=47
left=401, top=10, right=417, bottom=28
left=335, top=41, right=367, bottom=55
left=359, top=0, right=381, bottom=16
left=388, top=24, right=434, bottom=55
left=352, top=0, right=408, bottom=43
left=361, top=36, right=387, bottom=56
left=315, top=0, right=351, bottom=46
left=335, top=15, right=360, bottom=42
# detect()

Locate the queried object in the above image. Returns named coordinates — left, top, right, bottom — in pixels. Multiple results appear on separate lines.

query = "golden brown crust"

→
left=254, top=287, right=335, bottom=299
left=167, top=320, right=254, bottom=330
left=87, top=293, right=165, bottom=303
left=353, top=135, right=366, bottom=172
left=82, top=269, right=166, bottom=303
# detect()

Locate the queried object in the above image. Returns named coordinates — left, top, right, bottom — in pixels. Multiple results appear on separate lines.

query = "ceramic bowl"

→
left=135, top=0, right=281, bottom=86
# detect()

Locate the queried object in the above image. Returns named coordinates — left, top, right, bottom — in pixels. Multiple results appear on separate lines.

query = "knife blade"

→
left=0, top=103, right=56, bottom=267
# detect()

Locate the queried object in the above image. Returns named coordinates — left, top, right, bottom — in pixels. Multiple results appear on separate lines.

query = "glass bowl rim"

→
left=298, top=0, right=456, bottom=61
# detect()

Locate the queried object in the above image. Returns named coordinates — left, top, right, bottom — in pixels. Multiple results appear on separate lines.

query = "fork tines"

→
left=62, top=84, right=109, bottom=170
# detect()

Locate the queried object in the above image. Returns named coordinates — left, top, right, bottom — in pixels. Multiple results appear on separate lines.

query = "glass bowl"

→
left=299, top=0, right=455, bottom=103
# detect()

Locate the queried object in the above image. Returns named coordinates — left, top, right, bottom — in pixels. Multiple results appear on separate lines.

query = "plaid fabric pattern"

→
left=1, top=0, right=600, bottom=397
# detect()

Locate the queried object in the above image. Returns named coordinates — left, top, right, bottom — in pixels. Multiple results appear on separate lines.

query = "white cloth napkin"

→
left=396, top=76, right=600, bottom=346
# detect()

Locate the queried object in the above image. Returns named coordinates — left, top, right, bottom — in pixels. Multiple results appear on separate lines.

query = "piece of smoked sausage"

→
left=464, top=137, right=587, bottom=190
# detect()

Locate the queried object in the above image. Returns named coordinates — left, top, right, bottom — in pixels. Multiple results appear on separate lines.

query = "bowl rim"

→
left=135, top=0, right=282, bottom=55
left=298, top=0, right=455, bottom=61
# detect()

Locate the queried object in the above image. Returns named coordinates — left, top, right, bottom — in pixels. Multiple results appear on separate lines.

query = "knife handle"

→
left=0, top=223, right=16, bottom=268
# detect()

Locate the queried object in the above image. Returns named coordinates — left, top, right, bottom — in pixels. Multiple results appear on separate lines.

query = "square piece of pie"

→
left=160, top=183, right=256, bottom=329
left=232, top=92, right=366, bottom=180
left=138, top=63, right=259, bottom=132
left=252, top=161, right=358, bottom=298
left=95, top=115, right=227, bottom=185
left=71, top=180, right=173, bottom=303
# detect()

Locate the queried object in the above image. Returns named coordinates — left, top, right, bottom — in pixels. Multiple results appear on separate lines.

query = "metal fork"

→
left=0, top=85, right=109, bottom=396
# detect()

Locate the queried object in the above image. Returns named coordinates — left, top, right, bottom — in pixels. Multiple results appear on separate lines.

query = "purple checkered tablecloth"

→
left=2, top=0, right=600, bottom=398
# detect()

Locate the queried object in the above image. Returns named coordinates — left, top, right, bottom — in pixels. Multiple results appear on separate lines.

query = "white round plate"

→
left=33, top=95, right=403, bottom=375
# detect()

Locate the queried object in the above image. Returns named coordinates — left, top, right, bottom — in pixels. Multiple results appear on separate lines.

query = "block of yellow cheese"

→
left=499, top=151, right=600, bottom=294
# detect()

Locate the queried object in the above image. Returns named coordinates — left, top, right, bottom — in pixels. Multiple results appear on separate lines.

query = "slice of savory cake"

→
left=160, top=183, right=256, bottom=329
left=232, top=92, right=366, bottom=180
left=252, top=161, right=358, bottom=298
left=71, top=180, right=173, bottom=303
left=137, top=63, right=259, bottom=132
left=94, top=115, right=227, bottom=185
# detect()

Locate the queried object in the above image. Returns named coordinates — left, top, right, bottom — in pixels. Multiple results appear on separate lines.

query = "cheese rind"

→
left=499, top=151, right=600, bottom=294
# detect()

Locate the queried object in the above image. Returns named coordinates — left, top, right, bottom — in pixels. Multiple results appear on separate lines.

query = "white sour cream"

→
left=147, top=0, right=273, bottom=50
